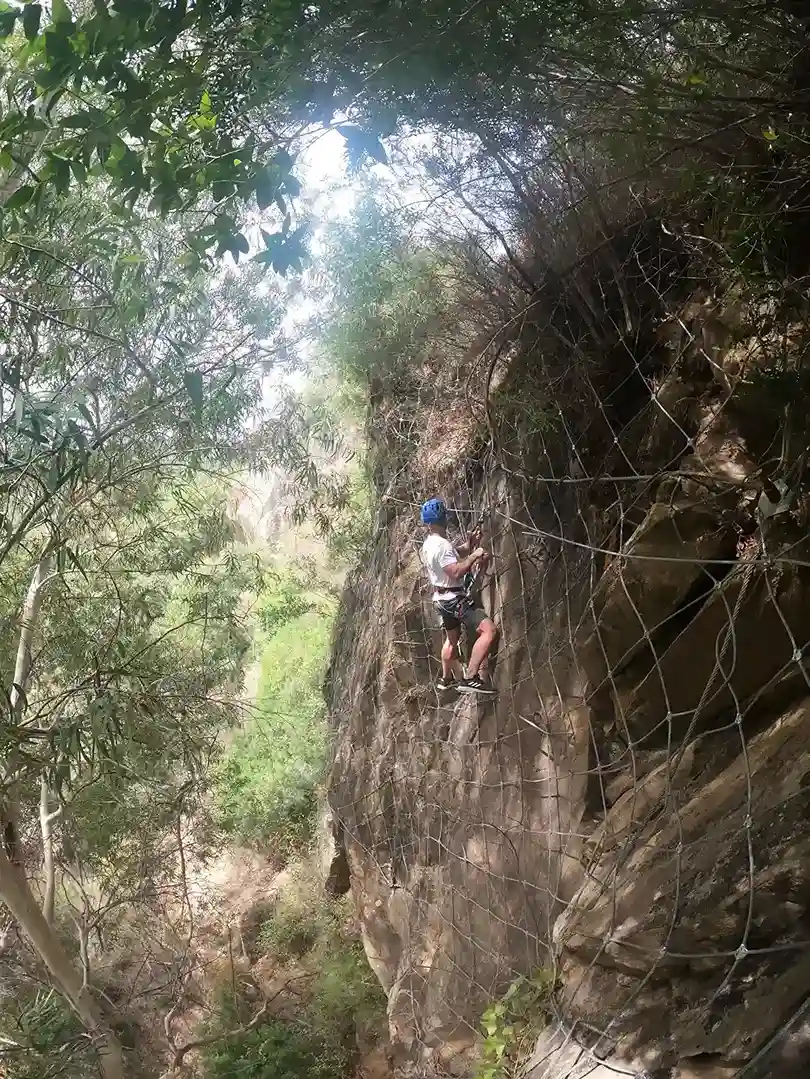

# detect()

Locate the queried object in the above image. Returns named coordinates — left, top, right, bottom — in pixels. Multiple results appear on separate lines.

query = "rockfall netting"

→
left=326, top=203, right=810, bottom=1079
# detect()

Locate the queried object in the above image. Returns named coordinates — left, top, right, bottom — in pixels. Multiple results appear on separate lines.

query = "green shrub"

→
left=255, top=568, right=318, bottom=636
left=249, top=865, right=387, bottom=1065
left=203, top=1018, right=334, bottom=1079
left=311, top=938, right=388, bottom=1047
left=1, top=988, right=94, bottom=1079
left=204, top=877, right=387, bottom=1079
left=475, top=971, right=556, bottom=1079
left=213, top=610, right=332, bottom=852
left=326, top=463, right=375, bottom=567
left=257, top=905, right=323, bottom=961
left=318, top=198, right=450, bottom=394
left=256, top=862, right=340, bottom=961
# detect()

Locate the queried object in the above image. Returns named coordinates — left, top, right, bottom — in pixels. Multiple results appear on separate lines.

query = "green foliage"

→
left=307, top=191, right=460, bottom=518
left=317, top=196, right=452, bottom=396
left=491, top=380, right=559, bottom=468
left=0, top=0, right=310, bottom=269
left=258, top=903, right=322, bottom=961
left=203, top=1018, right=335, bottom=1079
left=0, top=0, right=802, bottom=283
left=255, top=862, right=337, bottom=955
left=259, top=865, right=387, bottom=1045
left=256, top=567, right=318, bottom=635
left=206, top=867, right=386, bottom=1079
left=310, top=937, right=387, bottom=1049
left=10, top=476, right=258, bottom=900
left=255, top=864, right=335, bottom=959
left=213, top=598, right=334, bottom=852
left=475, top=972, right=556, bottom=1079
left=0, top=989, right=93, bottom=1079
left=0, top=163, right=300, bottom=1073
left=324, top=460, right=375, bottom=566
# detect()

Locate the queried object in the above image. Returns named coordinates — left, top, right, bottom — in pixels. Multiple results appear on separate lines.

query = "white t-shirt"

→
left=421, top=533, right=461, bottom=600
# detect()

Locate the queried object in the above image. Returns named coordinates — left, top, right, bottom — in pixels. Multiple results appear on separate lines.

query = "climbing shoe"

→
left=436, top=675, right=457, bottom=692
left=457, top=676, right=496, bottom=696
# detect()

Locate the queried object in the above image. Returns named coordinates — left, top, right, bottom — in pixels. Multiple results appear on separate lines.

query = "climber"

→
left=419, top=497, right=497, bottom=696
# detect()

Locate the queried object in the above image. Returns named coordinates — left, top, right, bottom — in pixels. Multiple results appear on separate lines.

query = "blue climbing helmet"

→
left=420, top=497, right=447, bottom=525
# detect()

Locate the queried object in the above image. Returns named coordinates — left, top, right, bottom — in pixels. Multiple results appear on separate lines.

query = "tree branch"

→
left=39, top=778, right=61, bottom=926
left=9, top=552, right=54, bottom=724
left=0, top=840, right=125, bottom=1079
left=163, top=993, right=275, bottom=1076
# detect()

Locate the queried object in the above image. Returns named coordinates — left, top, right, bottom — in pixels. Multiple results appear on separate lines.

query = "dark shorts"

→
left=434, top=595, right=488, bottom=635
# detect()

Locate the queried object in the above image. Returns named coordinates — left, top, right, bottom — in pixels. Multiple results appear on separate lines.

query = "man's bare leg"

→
left=466, top=619, right=497, bottom=679
left=441, top=629, right=461, bottom=680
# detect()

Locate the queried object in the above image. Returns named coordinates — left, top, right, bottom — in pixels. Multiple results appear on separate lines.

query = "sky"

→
left=271, top=125, right=461, bottom=344
left=253, top=123, right=504, bottom=403
left=257, top=126, right=401, bottom=402
left=248, top=128, right=354, bottom=404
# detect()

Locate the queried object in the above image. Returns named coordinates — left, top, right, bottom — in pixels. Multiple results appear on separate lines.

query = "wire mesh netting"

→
left=326, top=202, right=810, bottom=1079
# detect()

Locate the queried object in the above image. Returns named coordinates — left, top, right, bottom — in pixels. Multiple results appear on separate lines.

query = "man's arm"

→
left=455, top=529, right=481, bottom=558
left=443, top=546, right=486, bottom=581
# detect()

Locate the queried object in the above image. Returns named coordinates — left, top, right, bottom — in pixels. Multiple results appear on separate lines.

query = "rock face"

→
left=327, top=281, right=810, bottom=1077
left=319, top=800, right=351, bottom=897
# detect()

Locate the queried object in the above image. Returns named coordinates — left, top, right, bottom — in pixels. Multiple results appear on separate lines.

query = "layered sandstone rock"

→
left=327, top=294, right=810, bottom=1078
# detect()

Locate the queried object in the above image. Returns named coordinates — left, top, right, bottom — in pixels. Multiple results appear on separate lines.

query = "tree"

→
left=0, top=476, right=258, bottom=1078
left=309, top=191, right=466, bottom=496
left=0, top=0, right=795, bottom=245
left=0, top=0, right=309, bottom=270
left=0, top=181, right=286, bottom=1075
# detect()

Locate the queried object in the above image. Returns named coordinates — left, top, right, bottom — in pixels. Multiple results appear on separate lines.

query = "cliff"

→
left=325, top=216, right=810, bottom=1079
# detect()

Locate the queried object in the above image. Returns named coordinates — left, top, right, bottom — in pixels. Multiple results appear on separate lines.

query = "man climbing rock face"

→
left=419, top=498, right=497, bottom=696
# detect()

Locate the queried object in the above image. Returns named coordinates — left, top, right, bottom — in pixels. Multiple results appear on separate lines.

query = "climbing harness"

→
left=434, top=579, right=476, bottom=625
left=433, top=571, right=483, bottom=670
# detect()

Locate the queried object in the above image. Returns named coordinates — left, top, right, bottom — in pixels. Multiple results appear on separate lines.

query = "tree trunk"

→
left=0, top=841, right=125, bottom=1078
left=3, top=554, right=125, bottom=1076
left=9, top=554, right=53, bottom=722
left=39, top=777, right=59, bottom=926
